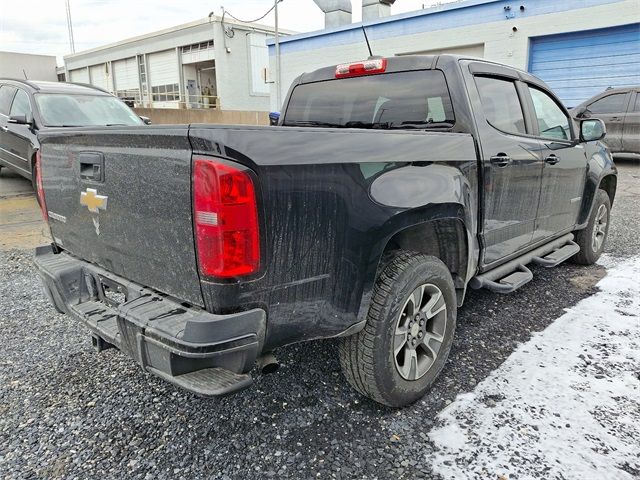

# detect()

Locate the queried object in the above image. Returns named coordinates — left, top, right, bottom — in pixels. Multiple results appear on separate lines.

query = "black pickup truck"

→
left=34, top=55, right=616, bottom=407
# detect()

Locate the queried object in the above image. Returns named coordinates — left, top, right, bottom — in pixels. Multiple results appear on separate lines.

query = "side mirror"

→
left=8, top=114, right=33, bottom=126
left=269, top=111, right=280, bottom=126
left=139, top=116, right=151, bottom=125
left=580, top=118, right=606, bottom=142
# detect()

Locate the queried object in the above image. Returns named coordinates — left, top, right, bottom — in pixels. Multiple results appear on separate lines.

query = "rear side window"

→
left=10, top=90, right=31, bottom=117
left=284, top=70, right=455, bottom=130
left=475, top=76, right=526, bottom=135
left=528, top=86, right=571, bottom=141
left=588, top=93, right=627, bottom=114
left=0, top=85, right=17, bottom=115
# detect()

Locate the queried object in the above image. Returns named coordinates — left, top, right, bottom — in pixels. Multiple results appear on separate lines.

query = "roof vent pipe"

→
left=362, top=0, right=396, bottom=21
left=313, top=0, right=353, bottom=28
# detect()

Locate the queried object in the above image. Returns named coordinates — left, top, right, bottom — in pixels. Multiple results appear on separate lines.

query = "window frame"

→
left=473, top=74, right=533, bottom=137
left=522, top=82, right=575, bottom=143
left=9, top=88, right=34, bottom=119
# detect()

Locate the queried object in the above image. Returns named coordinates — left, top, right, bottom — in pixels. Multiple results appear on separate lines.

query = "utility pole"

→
left=274, top=0, right=282, bottom=109
left=65, top=0, right=76, bottom=53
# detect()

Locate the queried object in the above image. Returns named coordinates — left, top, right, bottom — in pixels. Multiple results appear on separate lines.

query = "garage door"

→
left=113, top=57, right=139, bottom=92
left=89, top=64, right=109, bottom=91
left=529, top=23, right=640, bottom=108
left=69, top=68, right=89, bottom=84
left=148, top=50, right=179, bottom=105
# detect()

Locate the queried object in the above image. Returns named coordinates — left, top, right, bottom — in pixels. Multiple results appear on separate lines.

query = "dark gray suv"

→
left=571, top=87, right=640, bottom=161
left=0, top=79, right=144, bottom=186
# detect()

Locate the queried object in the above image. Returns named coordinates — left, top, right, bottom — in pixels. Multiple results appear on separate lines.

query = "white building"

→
left=64, top=17, right=292, bottom=111
left=268, top=0, right=640, bottom=109
left=0, top=51, right=58, bottom=82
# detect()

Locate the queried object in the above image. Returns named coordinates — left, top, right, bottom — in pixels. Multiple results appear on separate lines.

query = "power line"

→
left=222, top=0, right=283, bottom=24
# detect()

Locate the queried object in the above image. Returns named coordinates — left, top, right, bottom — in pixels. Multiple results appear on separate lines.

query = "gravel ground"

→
left=1, top=161, right=638, bottom=479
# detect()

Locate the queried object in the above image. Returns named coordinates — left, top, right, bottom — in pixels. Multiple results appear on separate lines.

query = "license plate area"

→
left=96, top=275, right=128, bottom=308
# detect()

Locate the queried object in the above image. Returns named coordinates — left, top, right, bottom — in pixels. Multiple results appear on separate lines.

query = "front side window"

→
left=475, top=76, right=526, bottom=135
left=528, top=86, right=571, bottom=140
left=588, top=93, right=627, bottom=114
left=0, top=85, right=17, bottom=115
left=10, top=90, right=31, bottom=118
left=284, top=70, right=455, bottom=130
left=35, top=94, right=143, bottom=127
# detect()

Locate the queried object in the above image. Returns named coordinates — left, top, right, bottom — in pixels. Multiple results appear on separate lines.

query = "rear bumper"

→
left=34, top=244, right=266, bottom=396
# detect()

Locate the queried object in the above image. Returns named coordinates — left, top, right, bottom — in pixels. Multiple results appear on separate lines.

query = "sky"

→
left=0, top=0, right=459, bottom=64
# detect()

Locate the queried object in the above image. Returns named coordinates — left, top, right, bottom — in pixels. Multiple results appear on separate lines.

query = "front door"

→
left=622, top=91, right=640, bottom=155
left=583, top=91, right=631, bottom=153
left=467, top=72, right=545, bottom=267
left=4, top=89, right=34, bottom=176
left=0, top=85, right=18, bottom=171
left=525, top=84, right=588, bottom=240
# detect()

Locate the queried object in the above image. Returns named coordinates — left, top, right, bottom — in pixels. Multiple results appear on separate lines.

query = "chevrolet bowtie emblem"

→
left=80, top=188, right=108, bottom=213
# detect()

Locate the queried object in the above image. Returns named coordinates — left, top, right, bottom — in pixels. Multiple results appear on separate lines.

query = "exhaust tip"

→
left=257, top=353, right=279, bottom=374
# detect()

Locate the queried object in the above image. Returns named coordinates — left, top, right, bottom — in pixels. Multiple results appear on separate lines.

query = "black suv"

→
left=0, top=80, right=144, bottom=186
left=571, top=86, right=640, bottom=161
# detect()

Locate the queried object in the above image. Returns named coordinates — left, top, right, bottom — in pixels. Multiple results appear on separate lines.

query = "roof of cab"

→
left=0, top=79, right=111, bottom=95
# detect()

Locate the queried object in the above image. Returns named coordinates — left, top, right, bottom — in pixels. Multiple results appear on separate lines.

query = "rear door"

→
left=622, top=91, right=640, bottom=155
left=464, top=63, right=544, bottom=267
left=584, top=91, right=631, bottom=152
left=524, top=83, right=588, bottom=240
left=39, top=127, right=204, bottom=306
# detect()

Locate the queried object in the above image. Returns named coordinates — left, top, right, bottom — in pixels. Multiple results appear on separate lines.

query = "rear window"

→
left=283, top=70, right=455, bottom=130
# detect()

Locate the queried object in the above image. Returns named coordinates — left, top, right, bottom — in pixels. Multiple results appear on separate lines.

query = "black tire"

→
left=572, top=189, right=611, bottom=265
left=339, top=252, right=457, bottom=407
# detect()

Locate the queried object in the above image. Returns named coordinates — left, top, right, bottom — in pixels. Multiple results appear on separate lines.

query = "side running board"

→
left=470, top=233, right=579, bottom=294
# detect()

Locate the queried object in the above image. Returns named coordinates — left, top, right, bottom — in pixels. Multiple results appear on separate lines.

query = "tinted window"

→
left=10, top=90, right=31, bottom=117
left=588, top=93, right=627, bottom=114
left=35, top=94, right=143, bottom=127
left=0, top=85, right=17, bottom=115
left=528, top=86, right=570, bottom=140
left=475, top=76, right=526, bottom=135
left=284, top=70, right=455, bottom=130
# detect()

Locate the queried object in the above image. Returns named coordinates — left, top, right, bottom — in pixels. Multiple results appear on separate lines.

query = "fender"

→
left=354, top=162, right=479, bottom=323
left=577, top=141, right=618, bottom=228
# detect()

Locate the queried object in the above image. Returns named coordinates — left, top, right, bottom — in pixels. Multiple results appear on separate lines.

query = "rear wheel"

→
left=339, top=252, right=456, bottom=407
left=572, top=189, right=611, bottom=265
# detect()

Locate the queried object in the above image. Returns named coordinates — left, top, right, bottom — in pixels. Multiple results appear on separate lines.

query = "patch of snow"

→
left=429, top=257, right=640, bottom=480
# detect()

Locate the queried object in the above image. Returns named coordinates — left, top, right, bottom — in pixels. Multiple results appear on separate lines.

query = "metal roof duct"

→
left=313, top=0, right=353, bottom=28
left=362, top=0, right=396, bottom=21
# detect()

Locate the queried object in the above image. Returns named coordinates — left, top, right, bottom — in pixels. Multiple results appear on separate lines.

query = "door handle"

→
left=490, top=154, right=512, bottom=167
left=0, top=126, right=8, bottom=132
left=544, top=154, right=560, bottom=165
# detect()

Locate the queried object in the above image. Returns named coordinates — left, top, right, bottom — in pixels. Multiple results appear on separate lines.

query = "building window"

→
left=181, top=40, right=213, bottom=53
left=151, top=84, right=180, bottom=102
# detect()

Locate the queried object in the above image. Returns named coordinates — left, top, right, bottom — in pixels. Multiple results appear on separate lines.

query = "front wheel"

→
left=339, top=252, right=457, bottom=407
left=572, top=189, right=611, bottom=265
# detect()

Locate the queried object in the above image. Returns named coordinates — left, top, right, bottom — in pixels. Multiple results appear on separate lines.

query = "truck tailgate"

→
left=38, top=126, right=203, bottom=306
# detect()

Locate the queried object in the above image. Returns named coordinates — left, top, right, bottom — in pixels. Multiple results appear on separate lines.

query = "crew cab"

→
left=34, top=55, right=616, bottom=407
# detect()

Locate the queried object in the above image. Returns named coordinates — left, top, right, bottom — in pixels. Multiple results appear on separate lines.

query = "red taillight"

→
left=335, top=58, right=387, bottom=78
left=35, top=151, right=48, bottom=222
left=193, top=158, right=260, bottom=279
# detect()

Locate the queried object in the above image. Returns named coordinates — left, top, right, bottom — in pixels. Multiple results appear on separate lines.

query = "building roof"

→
left=266, top=0, right=622, bottom=52
left=64, top=16, right=295, bottom=61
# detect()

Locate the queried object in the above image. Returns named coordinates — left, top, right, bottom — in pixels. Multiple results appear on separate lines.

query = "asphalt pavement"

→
left=0, top=161, right=638, bottom=479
